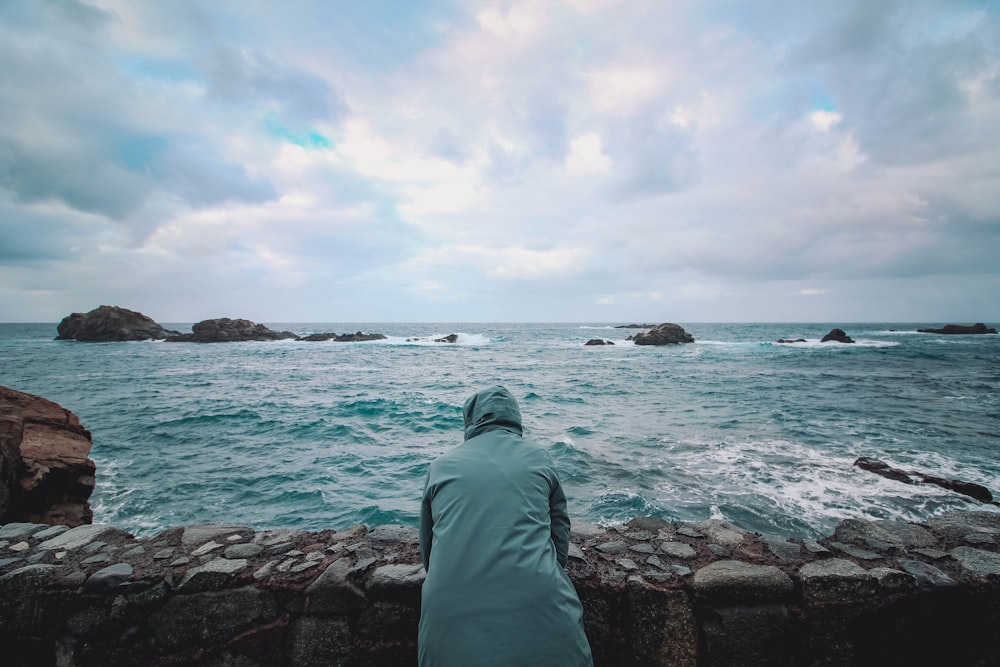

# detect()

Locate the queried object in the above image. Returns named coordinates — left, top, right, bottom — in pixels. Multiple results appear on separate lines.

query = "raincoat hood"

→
left=462, top=385, right=523, bottom=441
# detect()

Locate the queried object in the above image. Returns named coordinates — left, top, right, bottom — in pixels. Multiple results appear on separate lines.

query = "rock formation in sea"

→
left=820, top=328, right=854, bottom=343
left=166, top=318, right=298, bottom=343
left=776, top=338, right=807, bottom=344
left=584, top=339, right=614, bottom=346
left=629, top=323, right=695, bottom=345
left=916, top=323, right=997, bottom=335
left=404, top=334, right=459, bottom=343
left=55, top=305, right=180, bottom=342
left=615, top=323, right=658, bottom=329
left=854, top=456, right=995, bottom=504
left=0, top=386, right=94, bottom=527
left=299, top=331, right=387, bottom=342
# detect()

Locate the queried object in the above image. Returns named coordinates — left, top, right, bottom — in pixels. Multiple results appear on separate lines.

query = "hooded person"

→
left=418, top=386, right=593, bottom=667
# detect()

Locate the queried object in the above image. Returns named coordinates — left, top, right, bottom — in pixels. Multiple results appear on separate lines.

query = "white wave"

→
left=381, top=332, right=492, bottom=346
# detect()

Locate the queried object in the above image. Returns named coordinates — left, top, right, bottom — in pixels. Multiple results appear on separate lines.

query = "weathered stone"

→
left=629, top=543, right=655, bottom=554
left=150, top=587, right=277, bottom=650
left=152, top=548, right=175, bottom=560
left=0, top=523, right=47, bottom=540
left=350, top=547, right=377, bottom=574
left=626, top=530, right=653, bottom=541
left=289, top=559, right=323, bottom=573
left=179, top=557, right=248, bottom=592
left=926, top=511, right=1000, bottom=541
left=616, top=558, right=640, bottom=571
left=798, top=559, right=875, bottom=603
left=708, top=544, right=731, bottom=557
left=646, top=555, right=670, bottom=571
left=950, top=546, right=1000, bottom=577
left=181, top=524, right=251, bottom=548
left=567, top=543, right=586, bottom=561
left=834, top=518, right=937, bottom=551
left=37, top=524, right=116, bottom=551
left=631, top=323, right=695, bottom=345
left=596, top=540, right=626, bottom=555
left=820, top=327, right=854, bottom=343
left=964, top=532, right=996, bottom=545
left=170, top=557, right=190, bottom=567
left=760, top=535, right=803, bottom=563
left=287, top=616, right=351, bottom=667
left=697, top=520, right=747, bottom=547
left=82, top=553, right=111, bottom=565
left=224, top=543, right=264, bottom=559
left=190, top=540, right=225, bottom=557
left=84, top=563, right=133, bottom=592
left=167, top=318, right=297, bottom=343
left=367, top=524, right=419, bottom=546
left=626, top=516, right=671, bottom=532
left=253, top=528, right=307, bottom=547
left=803, top=541, right=831, bottom=555
left=0, top=557, right=22, bottom=569
left=911, top=548, right=949, bottom=560
left=694, top=560, right=794, bottom=603
left=899, top=560, right=955, bottom=587
left=627, top=584, right=698, bottom=666
left=570, top=519, right=605, bottom=540
left=868, top=567, right=917, bottom=593
left=0, top=564, right=57, bottom=633
left=673, top=566, right=693, bottom=577
left=305, top=557, right=366, bottom=611
left=253, top=560, right=278, bottom=580
left=33, top=525, right=71, bottom=540
left=677, top=525, right=704, bottom=538
left=9, top=541, right=29, bottom=552
left=701, top=604, right=796, bottom=667
left=367, top=563, right=426, bottom=597
left=829, top=541, right=883, bottom=560
left=661, top=542, right=697, bottom=559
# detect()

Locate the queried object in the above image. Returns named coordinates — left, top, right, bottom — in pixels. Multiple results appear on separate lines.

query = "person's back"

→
left=418, top=386, right=593, bottom=667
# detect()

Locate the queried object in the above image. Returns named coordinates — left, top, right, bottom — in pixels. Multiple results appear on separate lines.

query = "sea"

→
left=2, top=322, right=998, bottom=541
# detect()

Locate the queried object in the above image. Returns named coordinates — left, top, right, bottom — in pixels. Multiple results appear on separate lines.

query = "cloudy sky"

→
left=1, top=0, right=998, bottom=323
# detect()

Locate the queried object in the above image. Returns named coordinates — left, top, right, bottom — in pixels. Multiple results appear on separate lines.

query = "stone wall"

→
left=2, top=511, right=999, bottom=666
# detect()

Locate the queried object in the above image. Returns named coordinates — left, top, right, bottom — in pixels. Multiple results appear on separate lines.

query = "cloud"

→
left=1, top=0, right=998, bottom=322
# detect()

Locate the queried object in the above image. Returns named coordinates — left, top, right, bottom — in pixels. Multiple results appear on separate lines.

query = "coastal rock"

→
left=299, top=331, right=387, bottom=342
left=854, top=457, right=993, bottom=503
left=820, top=328, right=854, bottom=343
left=54, top=305, right=179, bottom=342
left=0, top=386, right=95, bottom=527
left=630, top=323, right=695, bottom=346
left=776, top=338, right=806, bottom=344
left=168, top=318, right=298, bottom=343
left=584, top=339, right=614, bottom=346
left=916, top=323, right=997, bottom=335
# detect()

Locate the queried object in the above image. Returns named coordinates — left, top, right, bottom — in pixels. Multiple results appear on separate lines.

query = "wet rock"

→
left=926, top=512, right=1000, bottom=541
left=900, top=560, right=955, bottom=587
left=584, top=339, right=613, bottom=346
left=694, top=560, right=794, bottom=604
left=299, top=331, right=387, bottom=342
left=798, top=559, right=875, bottom=603
left=820, top=328, right=854, bottom=343
left=631, top=323, right=695, bottom=345
left=950, top=546, right=1000, bottom=577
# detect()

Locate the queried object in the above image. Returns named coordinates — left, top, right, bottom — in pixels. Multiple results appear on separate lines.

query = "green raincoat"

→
left=418, top=386, right=593, bottom=667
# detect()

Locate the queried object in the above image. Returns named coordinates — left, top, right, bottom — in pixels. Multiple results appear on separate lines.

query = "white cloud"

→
left=565, top=133, right=612, bottom=174
left=588, top=66, right=665, bottom=116
left=809, top=110, right=843, bottom=132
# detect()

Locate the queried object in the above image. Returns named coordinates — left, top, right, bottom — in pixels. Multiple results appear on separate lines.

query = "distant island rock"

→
left=584, top=339, right=614, bottom=346
left=776, top=338, right=807, bottom=344
left=916, top=323, right=997, bottom=335
left=166, top=318, right=298, bottom=343
left=55, top=305, right=180, bottom=341
left=820, top=328, right=854, bottom=344
left=629, top=323, right=695, bottom=345
left=405, top=334, right=459, bottom=343
left=300, top=331, right=387, bottom=342
left=615, top=323, right=658, bottom=329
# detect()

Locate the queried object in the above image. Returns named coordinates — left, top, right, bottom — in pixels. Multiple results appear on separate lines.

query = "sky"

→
left=1, top=0, right=998, bottom=323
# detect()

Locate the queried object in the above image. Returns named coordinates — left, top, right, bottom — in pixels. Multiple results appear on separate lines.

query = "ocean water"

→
left=2, top=322, right=998, bottom=540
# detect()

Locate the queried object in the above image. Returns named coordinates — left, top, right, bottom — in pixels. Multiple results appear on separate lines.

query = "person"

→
left=418, top=385, right=594, bottom=667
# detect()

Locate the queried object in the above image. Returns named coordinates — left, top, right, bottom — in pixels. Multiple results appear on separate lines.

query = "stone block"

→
left=305, top=557, right=366, bottom=612
left=950, top=546, right=1000, bottom=578
left=178, top=557, right=248, bottom=592
left=366, top=563, right=426, bottom=605
left=287, top=616, right=352, bottom=667
left=798, top=559, right=876, bottom=604
left=694, top=560, right=793, bottom=604
left=149, top=587, right=277, bottom=651
left=701, top=604, right=797, bottom=667
left=627, top=581, right=697, bottom=667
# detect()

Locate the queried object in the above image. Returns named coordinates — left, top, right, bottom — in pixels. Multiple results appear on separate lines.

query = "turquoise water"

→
left=2, top=322, right=998, bottom=540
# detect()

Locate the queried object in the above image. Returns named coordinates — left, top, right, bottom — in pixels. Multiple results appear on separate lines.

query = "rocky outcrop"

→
left=0, top=387, right=94, bottom=527
left=820, top=328, right=854, bottom=343
left=776, top=339, right=807, bottom=344
left=55, top=306, right=179, bottom=341
left=615, top=323, right=658, bottom=329
left=299, top=332, right=387, bottom=342
left=629, top=323, right=695, bottom=345
left=585, top=339, right=615, bottom=346
left=917, top=323, right=997, bottom=335
left=2, top=510, right=1000, bottom=666
left=854, top=457, right=995, bottom=504
left=167, top=318, right=298, bottom=343
left=404, top=334, right=459, bottom=343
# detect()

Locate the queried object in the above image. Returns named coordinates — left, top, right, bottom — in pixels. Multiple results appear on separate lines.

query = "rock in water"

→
left=630, top=323, right=695, bottom=345
left=820, top=328, right=854, bottom=343
left=167, top=318, right=298, bottom=342
left=55, top=305, right=179, bottom=341
left=0, top=386, right=95, bottom=526
left=916, top=323, right=997, bottom=335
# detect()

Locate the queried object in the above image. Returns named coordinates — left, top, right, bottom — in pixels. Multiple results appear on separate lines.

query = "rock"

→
left=224, top=543, right=264, bottom=559
left=950, top=546, right=1000, bottom=577
left=853, top=458, right=993, bottom=503
left=926, top=511, right=1000, bottom=542
left=833, top=518, right=937, bottom=551
left=306, top=557, right=367, bottom=611
left=899, top=560, right=955, bottom=587
left=776, top=338, right=807, bottom=343
left=660, top=542, right=697, bottom=559
left=820, top=328, right=854, bottom=343
left=299, top=331, right=387, bottom=342
left=367, top=524, right=419, bottom=546
left=179, top=557, right=249, bottom=592
left=570, top=519, right=605, bottom=540
left=693, top=560, right=794, bottom=604
left=181, top=524, right=251, bottom=547
left=584, top=339, right=614, bottom=346
left=0, top=386, right=96, bottom=527
left=916, top=323, right=997, bottom=335
left=615, top=324, right=658, bottom=328
left=167, top=318, right=298, bottom=343
left=84, top=563, right=133, bottom=592
left=54, top=305, right=179, bottom=341
left=759, top=535, right=803, bottom=563
left=696, top=520, right=747, bottom=547
left=630, top=323, right=695, bottom=345
left=798, top=559, right=875, bottom=603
